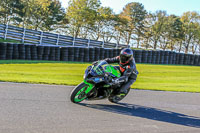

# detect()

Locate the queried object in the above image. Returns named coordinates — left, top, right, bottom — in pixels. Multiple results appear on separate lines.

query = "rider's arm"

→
left=104, top=56, right=120, bottom=64
left=113, top=59, right=138, bottom=84
left=92, top=56, right=119, bottom=65
left=112, top=69, right=132, bottom=85
left=123, top=59, right=138, bottom=80
left=118, top=67, right=134, bottom=82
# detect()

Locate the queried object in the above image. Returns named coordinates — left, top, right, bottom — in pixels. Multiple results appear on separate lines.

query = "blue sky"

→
left=60, top=0, right=200, bottom=16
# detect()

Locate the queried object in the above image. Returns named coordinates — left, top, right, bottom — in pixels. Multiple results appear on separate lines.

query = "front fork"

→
left=83, top=80, right=96, bottom=97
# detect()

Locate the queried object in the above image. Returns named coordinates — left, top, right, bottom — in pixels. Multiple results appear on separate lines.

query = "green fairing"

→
left=83, top=80, right=94, bottom=93
left=103, top=65, right=121, bottom=78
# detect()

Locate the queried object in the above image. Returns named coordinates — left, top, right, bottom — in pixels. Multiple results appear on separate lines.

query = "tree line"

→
left=1, top=0, right=200, bottom=54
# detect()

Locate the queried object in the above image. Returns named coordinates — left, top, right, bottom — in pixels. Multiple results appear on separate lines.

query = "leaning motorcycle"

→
left=70, top=60, right=130, bottom=103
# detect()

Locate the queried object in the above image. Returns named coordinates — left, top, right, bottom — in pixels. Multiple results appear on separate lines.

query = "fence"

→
left=0, top=24, right=128, bottom=49
left=1, top=42, right=200, bottom=66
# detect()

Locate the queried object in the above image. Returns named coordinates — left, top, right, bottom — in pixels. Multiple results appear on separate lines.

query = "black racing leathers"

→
left=104, top=56, right=138, bottom=94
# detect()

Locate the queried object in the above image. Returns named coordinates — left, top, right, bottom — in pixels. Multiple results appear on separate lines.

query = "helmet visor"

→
left=120, top=54, right=131, bottom=63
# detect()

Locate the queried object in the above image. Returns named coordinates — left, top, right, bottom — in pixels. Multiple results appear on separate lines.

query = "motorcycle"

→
left=70, top=60, right=130, bottom=103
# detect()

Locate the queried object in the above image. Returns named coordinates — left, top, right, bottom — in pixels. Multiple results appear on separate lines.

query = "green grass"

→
left=0, top=60, right=200, bottom=92
left=0, top=38, right=21, bottom=43
left=135, top=64, right=200, bottom=92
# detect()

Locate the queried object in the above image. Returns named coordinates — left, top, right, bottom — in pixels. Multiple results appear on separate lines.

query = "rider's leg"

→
left=119, top=78, right=136, bottom=94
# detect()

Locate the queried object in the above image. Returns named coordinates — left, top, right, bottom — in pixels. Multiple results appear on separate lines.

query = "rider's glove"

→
left=112, top=76, right=128, bottom=85
left=92, top=61, right=98, bottom=65
left=112, top=78, right=120, bottom=85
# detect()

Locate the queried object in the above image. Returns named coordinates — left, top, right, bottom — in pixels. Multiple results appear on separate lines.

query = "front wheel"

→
left=70, top=82, right=91, bottom=103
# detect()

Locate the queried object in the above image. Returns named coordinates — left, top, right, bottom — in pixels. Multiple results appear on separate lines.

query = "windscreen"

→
left=90, top=61, right=108, bottom=76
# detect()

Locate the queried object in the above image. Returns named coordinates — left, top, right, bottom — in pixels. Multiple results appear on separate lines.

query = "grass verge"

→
left=0, top=38, right=21, bottom=43
left=0, top=60, right=199, bottom=92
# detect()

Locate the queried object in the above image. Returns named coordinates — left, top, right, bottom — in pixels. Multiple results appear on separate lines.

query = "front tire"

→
left=70, top=82, right=90, bottom=103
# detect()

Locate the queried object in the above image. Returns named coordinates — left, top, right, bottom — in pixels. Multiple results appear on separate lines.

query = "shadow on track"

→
left=78, top=102, right=200, bottom=128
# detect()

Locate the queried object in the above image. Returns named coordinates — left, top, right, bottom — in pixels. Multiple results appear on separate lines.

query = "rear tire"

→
left=70, top=82, right=89, bottom=103
left=108, top=88, right=130, bottom=103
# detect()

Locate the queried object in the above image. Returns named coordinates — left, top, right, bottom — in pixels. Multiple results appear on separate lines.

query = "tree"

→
left=88, top=6, right=116, bottom=42
left=141, top=13, right=154, bottom=49
left=7, top=0, right=66, bottom=31
left=191, top=23, right=200, bottom=54
left=66, top=0, right=101, bottom=38
left=0, top=0, right=22, bottom=24
left=162, top=15, right=184, bottom=51
left=113, top=15, right=128, bottom=45
left=10, top=0, right=25, bottom=26
left=181, top=11, right=200, bottom=53
left=119, top=2, right=147, bottom=46
left=171, top=16, right=184, bottom=52
left=38, top=0, right=66, bottom=31
left=151, top=10, right=168, bottom=50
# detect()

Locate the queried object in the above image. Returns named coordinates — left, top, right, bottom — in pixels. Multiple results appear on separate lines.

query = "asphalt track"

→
left=0, top=82, right=200, bottom=133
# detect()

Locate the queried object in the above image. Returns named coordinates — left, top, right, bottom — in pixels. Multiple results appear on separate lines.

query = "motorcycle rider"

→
left=94, top=48, right=138, bottom=97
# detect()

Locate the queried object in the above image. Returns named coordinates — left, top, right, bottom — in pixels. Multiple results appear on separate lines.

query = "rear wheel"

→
left=70, top=82, right=91, bottom=103
left=108, top=88, right=130, bottom=103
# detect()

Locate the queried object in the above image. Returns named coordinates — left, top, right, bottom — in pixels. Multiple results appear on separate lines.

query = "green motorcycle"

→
left=70, top=60, right=130, bottom=103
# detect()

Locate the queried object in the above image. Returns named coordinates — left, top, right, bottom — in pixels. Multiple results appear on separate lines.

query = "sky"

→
left=59, top=0, right=200, bottom=16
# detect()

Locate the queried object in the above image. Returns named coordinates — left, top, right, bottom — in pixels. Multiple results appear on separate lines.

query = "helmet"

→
left=119, top=48, right=133, bottom=64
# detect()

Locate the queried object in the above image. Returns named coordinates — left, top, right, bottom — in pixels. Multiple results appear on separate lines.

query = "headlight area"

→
left=83, top=73, right=87, bottom=79
left=86, top=77, right=104, bottom=83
